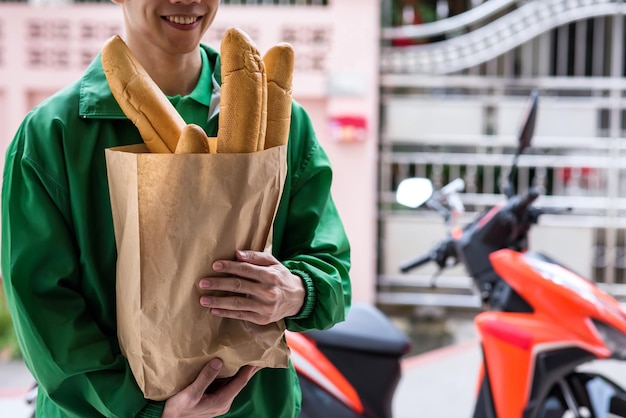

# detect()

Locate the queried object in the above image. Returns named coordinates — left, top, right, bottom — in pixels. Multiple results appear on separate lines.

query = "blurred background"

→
left=2, top=0, right=626, bottom=361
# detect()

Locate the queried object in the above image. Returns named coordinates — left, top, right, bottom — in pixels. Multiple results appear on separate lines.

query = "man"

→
left=1, top=0, right=351, bottom=416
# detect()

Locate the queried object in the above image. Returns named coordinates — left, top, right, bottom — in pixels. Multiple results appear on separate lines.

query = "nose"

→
left=169, top=0, right=201, bottom=3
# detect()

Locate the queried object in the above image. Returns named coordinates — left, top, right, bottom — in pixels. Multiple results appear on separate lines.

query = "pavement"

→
left=393, top=339, right=480, bottom=418
left=0, top=360, right=33, bottom=418
left=392, top=339, right=626, bottom=418
left=3, top=336, right=626, bottom=418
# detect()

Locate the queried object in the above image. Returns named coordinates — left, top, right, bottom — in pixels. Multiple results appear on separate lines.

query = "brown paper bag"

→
left=105, top=143, right=290, bottom=401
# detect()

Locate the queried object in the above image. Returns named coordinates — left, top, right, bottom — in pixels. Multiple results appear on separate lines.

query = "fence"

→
left=378, top=0, right=626, bottom=308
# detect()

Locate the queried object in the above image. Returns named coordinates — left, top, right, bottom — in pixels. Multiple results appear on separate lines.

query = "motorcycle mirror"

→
left=517, top=89, right=539, bottom=153
left=396, top=177, right=434, bottom=208
left=505, top=89, right=539, bottom=197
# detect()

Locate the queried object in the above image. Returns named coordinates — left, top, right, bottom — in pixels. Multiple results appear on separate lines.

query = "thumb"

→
left=185, top=358, right=223, bottom=400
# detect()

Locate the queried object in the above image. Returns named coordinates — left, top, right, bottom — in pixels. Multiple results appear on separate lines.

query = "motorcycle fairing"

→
left=473, top=248, right=626, bottom=417
left=476, top=312, right=601, bottom=418
left=492, top=250, right=626, bottom=342
left=285, top=331, right=364, bottom=414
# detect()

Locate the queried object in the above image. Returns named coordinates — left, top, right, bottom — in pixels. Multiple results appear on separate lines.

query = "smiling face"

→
left=113, top=0, right=220, bottom=57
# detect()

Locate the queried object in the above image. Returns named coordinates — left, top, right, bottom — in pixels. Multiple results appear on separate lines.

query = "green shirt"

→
left=1, top=44, right=351, bottom=418
left=167, top=46, right=214, bottom=127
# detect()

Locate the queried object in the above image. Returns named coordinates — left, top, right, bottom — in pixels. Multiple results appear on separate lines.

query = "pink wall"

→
left=0, top=2, right=380, bottom=303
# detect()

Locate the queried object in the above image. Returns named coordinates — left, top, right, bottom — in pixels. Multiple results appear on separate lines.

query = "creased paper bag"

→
left=105, top=143, right=290, bottom=401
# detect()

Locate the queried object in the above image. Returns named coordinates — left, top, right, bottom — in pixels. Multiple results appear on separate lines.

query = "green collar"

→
left=167, top=46, right=213, bottom=108
left=78, top=44, right=221, bottom=119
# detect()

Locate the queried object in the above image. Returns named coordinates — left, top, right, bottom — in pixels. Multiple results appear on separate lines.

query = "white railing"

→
left=382, top=0, right=626, bottom=75
left=381, top=0, right=518, bottom=40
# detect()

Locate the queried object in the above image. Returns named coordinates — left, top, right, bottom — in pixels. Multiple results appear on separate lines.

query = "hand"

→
left=198, top=250, right=305, bottom=325
left=162, top=358, right=259, bottom=418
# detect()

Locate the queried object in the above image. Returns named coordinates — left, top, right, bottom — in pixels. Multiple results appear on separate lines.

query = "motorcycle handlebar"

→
left=399, top=188, right=544, bottom=275
left=439, top=178, right=465, bottom=197
left=399, top=252, right=434, bottom=273
left=512, top=188, right=540, bottom=213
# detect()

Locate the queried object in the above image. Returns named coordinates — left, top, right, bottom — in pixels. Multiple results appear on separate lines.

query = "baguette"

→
left=175, top=124, right=216, bottom=154
left=218, top=28, right=267, bottom=153
left=101, top=35, right=185, bottom=153
left=262, top=43, right=294, bottom=150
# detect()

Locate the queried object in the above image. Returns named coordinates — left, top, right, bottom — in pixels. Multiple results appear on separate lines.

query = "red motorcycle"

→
left=289, top=301, right=411, bottom=418
left=396, top=90, right=626, bottom=418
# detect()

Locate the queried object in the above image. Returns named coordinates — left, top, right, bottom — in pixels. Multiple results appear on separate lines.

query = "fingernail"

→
left=200, top=297, right=212, bottom=306
left=199, top=279, right=211, bottom=289
left=213, top=262, right=224, bottom=271
left=210, top=359, right=223, bottom=370
left=237, top=250, right=248, bottom=260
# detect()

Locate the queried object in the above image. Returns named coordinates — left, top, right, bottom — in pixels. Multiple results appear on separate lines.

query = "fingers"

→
left=200, top=293, right=255, bottom=313
left=163, top=362, right=259, bottom=418
left=195, top=366, right=260, bottom=415
left=198, top=251, right=289, bottom=325
left=211, top=252, right=280, bottom=282
left=183, top=358, right=224, bottom=402
left=199, top=277, right=260, bottom=298
left=199, top=293, right=269, bottom=324
left=199, top=276, right=281, bottom=311
left=235, top=250, right=276, bottom=266
left=199, top=286, right=278, bottom=325
left=207, top=366, right=260, bottom=401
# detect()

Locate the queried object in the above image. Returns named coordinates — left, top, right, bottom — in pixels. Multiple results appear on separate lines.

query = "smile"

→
left=165, top=16, right=200, bottom=25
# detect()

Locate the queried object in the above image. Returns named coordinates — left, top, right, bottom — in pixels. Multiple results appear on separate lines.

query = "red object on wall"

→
left=559, top=167, right=594, bottom=184
left=328, top=115, right=367, bottom=142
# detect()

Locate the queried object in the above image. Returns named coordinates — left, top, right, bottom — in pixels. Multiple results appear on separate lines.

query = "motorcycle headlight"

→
left=592, top=319, right=626, bottom=360
left=523, top=254, right=600, bottom=306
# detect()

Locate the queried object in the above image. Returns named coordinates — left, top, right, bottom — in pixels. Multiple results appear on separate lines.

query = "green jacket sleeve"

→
left=1, top=110, right=150, bottom=417
left=273, top=103, right=352, bottom=332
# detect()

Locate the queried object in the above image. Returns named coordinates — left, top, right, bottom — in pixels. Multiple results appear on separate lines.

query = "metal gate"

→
left=377, top=0, right=626, bottom=308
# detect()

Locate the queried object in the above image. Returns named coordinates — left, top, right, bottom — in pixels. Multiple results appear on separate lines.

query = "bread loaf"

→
left=262, top=43, right=294, bottom=150
left=218, top=28, right=267, bottom=153
left=101, top=35, right=185, bottom=154
left=102, top=30, right=293, bottom=156
left=175, top=124, right=215, bottom=154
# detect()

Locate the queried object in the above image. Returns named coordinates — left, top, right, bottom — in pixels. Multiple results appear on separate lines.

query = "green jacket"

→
left=1, top=44, right=351, bottom=418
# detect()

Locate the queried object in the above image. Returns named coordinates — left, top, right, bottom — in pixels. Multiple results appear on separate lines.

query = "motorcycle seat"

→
left=305, top=302, right=411, bottom=357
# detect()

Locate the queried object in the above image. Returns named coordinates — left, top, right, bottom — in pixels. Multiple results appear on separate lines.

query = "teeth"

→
left=167, top=16, right=198, bottom=25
